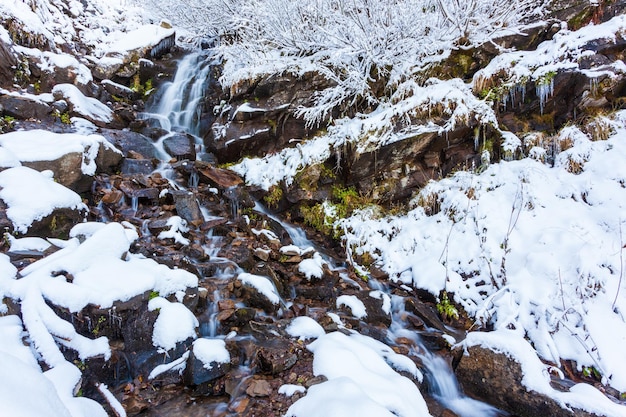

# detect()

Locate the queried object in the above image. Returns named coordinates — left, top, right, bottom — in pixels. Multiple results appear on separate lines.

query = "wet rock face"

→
left=206, top=71, right=333, bottom=163
left=0, top=39, right=17, bottom=87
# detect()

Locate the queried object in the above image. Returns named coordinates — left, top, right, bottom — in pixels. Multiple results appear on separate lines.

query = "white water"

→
left=153, top=52, right=213, bottom=136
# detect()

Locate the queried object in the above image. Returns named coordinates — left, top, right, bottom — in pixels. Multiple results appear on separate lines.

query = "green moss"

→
left=263, top=185, right=283, bottom=208
left=148, top=290, right=160, bottom=300
left=0, top=116, right=16, bottom=134
left=92, top=316, right=107, bottom=336
left=436, top=291, right=459, bottom=321
left=60, top=112, right=71, bottom=125
left=130, top=74, right=154, bottom=98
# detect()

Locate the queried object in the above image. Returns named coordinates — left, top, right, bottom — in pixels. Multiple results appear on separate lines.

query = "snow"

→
left=343, top=112, right=626, bottom=393
left=0, top=129, right=121, bottom=176
left=0, top=351, right=72, bottom=417
left=148, top=351, right=189, bottom=380
left=286, top=316, right=326, bottom=341
left=237, top=272, right=280, bottom=305
left=0, top=147, right=22, bottom=169
left=279, top=384, right=306, bottom=396
left=336, top=295, right=367, bottom=319
left=52, top=84, right=113, bottom=124
left=192, top=338, right=230, bottom=367
left=460, top=330, right=626, bottom=417
left=7, top=236, right=52, bottom=252
left=0, top=166, right=86, bottom=233
left=149, top=296, right=199, bottom=351
left=157, top=216, right=190, bottom=245
left=287, top=331, right=430, bottom=417
left=298, top=252, right=326, bottom=280
left=104, top=24, right=175, bottom=55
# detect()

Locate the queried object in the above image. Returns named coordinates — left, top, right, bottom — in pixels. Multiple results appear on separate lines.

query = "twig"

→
left=612, top=219, right=624, bottom=311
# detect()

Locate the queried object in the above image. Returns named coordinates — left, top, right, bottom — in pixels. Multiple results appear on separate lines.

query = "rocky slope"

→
left=1, top=1, right=626, bottom=417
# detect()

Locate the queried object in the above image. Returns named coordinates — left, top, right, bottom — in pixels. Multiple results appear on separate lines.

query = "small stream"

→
left=125, top=50, right=505, bottom=417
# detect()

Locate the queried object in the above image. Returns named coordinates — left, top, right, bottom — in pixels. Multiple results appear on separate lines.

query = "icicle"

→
left=536, top=77, right=554, bottom=115
left=473, top=129, right=480, bottom=153
left=589, top=77, right=599, bottom=96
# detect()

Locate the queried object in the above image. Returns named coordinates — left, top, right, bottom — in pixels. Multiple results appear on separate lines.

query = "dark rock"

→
left=254, top=339, right=298, bottom=375
left=207, top=71, right=332, bottom=164
left=0, top=94, right=53, bottom=121
left=183, top=347, right=230, bottom=386
left=453, top=343, right=601, bottom=417
left=100, top=129, right=158, bottom=159
left=163, top=133, right=196, bottom=161
left=355, top=291, right=392, bottom=327
left=23, top=207, right=86, bottom=239
left=0, top=39, right=17, bottom=87
left=196, top=162, right=243, bottom=189
left=171, top=190, right=204, bottom=227
left=120, top=159, right=155, bottom=175
left=101, top=79, right=139, bottom=101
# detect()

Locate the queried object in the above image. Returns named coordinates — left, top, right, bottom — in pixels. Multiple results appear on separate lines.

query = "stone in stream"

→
left=100, top=129, right=158, bottom=159
left=163, top=133, right=196, bottom=161
left=171, top=189, right=204, bottom=227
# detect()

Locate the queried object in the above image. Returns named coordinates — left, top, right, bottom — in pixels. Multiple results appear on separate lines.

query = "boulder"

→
left=207, top=71, right=332, bottom=164
left=100, top=129, right=158, bottom=159
left=0, top=93, right=53, bottom=121
left=453, top=343, right=602, bottom=417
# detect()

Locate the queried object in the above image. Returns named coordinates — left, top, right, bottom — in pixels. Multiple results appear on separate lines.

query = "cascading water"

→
left=151, top=52, right=213, bottom=136
left=137, top=50, right=507, bottom=416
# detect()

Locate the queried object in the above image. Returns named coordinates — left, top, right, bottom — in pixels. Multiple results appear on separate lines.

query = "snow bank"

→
left=286, top=331, right=429, bottom=417
left=0, top=166, right=86, bottom=233
left=342, top=112, right=626, bottom=392
left=461, top=330, right=626, bottom=417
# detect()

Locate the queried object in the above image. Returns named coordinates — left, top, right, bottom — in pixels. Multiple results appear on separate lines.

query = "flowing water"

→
left=138, top=50, right=505, bottom=417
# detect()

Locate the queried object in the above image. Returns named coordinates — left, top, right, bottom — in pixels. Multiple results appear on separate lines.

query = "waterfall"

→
left=152, top=52, right=214, bottom=137
left=421, top=354, right=503, bottom=417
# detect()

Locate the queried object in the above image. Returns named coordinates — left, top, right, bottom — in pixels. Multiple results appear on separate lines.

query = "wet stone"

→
left=163, top=133, right=196, bottom=161
left=171, top=190, right=204, bottom=226
left=245, top=379, right=272, bottom=397
left=120, top=159, right=155, bottom=175
left=184, top=349, right=230, bottom=386
left=254, top=341, right=299, bottom=375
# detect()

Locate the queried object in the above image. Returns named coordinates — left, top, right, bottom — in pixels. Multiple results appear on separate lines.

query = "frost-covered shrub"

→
left=138, top=0, right=541, bottom=124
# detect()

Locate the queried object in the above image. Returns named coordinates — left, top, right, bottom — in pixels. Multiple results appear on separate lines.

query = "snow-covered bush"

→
left=138, top=0, right=541, bottom=124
